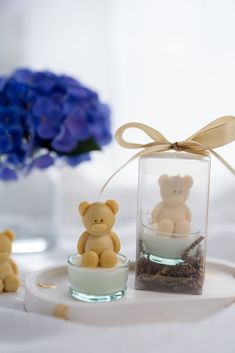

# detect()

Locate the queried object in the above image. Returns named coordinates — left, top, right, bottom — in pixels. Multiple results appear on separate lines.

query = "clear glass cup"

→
left=68, top=253, right=129, bottom=302
left=0, top=169, right=61, bottom=253
left=135, top=151, right=210, bottom=294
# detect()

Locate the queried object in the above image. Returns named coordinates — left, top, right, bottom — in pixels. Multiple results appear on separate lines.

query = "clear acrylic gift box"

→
left=135, top=151, right=210, bottom=295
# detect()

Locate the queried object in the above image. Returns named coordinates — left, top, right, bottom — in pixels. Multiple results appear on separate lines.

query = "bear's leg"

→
left=0, top=279, right=3, bottom=292
left=4, top=275, right=20, bottom=292
left=81, top=250, right=99, bottom=268
left=100, top=250, right=117, bottom=268
left=158, top=219, right=174, bottom=234
left=175, top=220, right=191, bottom=235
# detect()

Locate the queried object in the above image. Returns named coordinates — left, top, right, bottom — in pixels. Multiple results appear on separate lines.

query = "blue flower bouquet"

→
left=0, top=69, right=112, bottom=180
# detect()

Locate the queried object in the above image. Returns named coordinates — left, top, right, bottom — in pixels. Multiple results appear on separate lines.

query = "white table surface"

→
left=1, top=222, right=235, bottom=353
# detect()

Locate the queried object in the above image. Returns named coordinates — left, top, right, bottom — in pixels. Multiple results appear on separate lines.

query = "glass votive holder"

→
left=142, top=224, right=200, bottom=265
left=67, top=253, right=129, bottom=302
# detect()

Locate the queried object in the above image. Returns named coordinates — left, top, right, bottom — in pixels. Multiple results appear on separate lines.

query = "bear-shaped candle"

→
left=151, top=174, right=193, bottom=235
left=77, top=200, right=120, bottom=268
left=0, top=229, right=20, bottom=292
left=135, top=151, right=210, bottom=295
left=67, top=200, right=129, bottom=302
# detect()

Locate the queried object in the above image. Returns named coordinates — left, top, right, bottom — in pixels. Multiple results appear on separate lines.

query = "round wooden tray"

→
left=25, top=258, right=235, bottom=325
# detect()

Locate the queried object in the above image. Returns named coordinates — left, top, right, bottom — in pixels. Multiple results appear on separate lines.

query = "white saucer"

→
left=25, top=258, right=235, bottom=325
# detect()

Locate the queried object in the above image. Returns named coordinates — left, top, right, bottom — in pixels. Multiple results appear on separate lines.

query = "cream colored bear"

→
left=77, top=200, right=120, bottom=268
left=151, top=175, right=193, bottom=235
left=0, top=229, right=20, bottom=292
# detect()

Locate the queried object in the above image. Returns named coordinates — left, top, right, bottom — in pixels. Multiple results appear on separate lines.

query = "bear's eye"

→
left=173, top=190, right=177, bottom=193
left=179, top=190, right=183, bottom=193
left=100, top=219, right=103, bottom=222
left=94, top=219, right=97, bottom=223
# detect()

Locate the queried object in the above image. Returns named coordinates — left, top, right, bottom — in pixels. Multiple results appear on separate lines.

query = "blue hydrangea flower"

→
left=0, top=68, right=112, bottom=180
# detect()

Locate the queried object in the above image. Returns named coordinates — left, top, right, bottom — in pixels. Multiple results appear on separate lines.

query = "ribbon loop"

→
left=115, top=122, right=170, bottom=149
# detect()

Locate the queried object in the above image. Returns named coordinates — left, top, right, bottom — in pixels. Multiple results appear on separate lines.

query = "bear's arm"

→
left=184, top=205, right=192, bottom=222
left=10, top=259, right=19, bottom=275
left=151, top=202, right=164, bottom=222
left=0, top=252, right=9, bottom=263
left=77, top=231, right=89, bottom=254
left=109, top=231, right=121, bottom=253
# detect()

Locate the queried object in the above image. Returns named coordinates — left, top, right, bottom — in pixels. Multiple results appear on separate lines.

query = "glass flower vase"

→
left=0, top=168, right=61, bottom=253
left=135, top=151, right=210, bottom=295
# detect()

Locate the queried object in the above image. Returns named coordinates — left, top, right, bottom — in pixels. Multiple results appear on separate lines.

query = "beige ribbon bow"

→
left=101, top=116, right=235, bottom=194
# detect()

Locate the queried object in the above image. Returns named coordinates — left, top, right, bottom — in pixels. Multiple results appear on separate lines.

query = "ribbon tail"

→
left=100, top=143, right=171, bottom=194
left=210, top=149, right=235, bottom=176
left=100, top=151, right=142, bottom=195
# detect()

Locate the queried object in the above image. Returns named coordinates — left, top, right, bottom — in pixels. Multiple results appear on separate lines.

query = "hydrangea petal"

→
left=33, top=154, right=54, bottom=169
left=7, top=152, right=22, bottom=165
left=65, top=107, right=90, bottom=140
left=0, top=135, right=13, bottom=153
left=8, top=125, right=23, bottom=148
left=32, top=97, right=52, bottom=116
left=52, top=126, right=77, bottom=152
left=59, top=75, right=81, bottom=88
left=0, top=106, right=22, bottom=126
left=0, top=167, right=18, bottom=181
left=47, top=105, right=64, bottom=124
left=33, top=72, right=57, bottom=92
left=13, top=69, right=34, bottom=86
left=37, top=123, right=60, bottom=139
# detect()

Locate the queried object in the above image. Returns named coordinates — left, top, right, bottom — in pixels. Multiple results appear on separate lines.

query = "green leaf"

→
left=38, top=137, right=101, bottom=156
left=64, top=138, right=101, bottom=156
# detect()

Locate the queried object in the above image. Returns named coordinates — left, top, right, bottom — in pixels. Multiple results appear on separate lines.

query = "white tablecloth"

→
left=0, top=222, right=235, bottom=353
left=1, top=304, right=235, bottom=353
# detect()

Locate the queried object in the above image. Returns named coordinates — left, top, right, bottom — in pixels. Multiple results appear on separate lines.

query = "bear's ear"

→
left=183, top=175, right=193, bottom=189
left=158, top=174, right=170, bottom=187
left=4, top=229, right=15, bottom=241
left=78, top=201, right=90, bottom=216
left=105, top=200, right=119, bottom=215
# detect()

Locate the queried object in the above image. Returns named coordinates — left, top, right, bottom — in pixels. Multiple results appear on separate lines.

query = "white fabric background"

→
left=0, top=0, right=235, bottom=224
left=19, top=0, right=235, bottom=229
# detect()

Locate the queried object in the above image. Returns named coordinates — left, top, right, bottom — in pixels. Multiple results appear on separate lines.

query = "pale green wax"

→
left=68, top=256, right=129, bottom=295
left=142, top=224, right=200, bottom=259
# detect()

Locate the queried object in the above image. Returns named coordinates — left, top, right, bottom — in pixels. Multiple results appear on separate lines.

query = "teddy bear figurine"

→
left=151, top=174, right=193, bottom=235
left=0, top=229, right=20, bottom=292
left=77, top=200, right=121, bottom=268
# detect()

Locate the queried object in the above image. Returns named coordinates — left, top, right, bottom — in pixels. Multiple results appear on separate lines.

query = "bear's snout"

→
left=90, top=223, right=107, bottom=233
left=169, top=194, right=184, bottom=205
